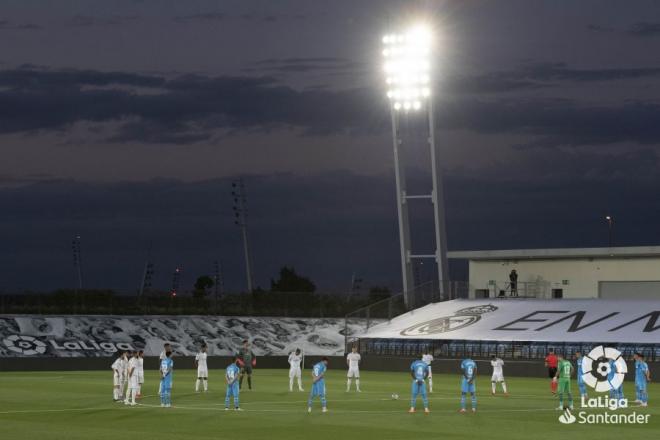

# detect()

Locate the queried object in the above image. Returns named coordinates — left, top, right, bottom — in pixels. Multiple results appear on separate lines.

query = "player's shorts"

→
left=138, top=372, right=144, bottom=384
left=129, top=375, right=139, bottom=389
left=347, top=367, right=360, bottom=378
left=557, top=379, right=571, bottom=394
left=289, top=367, right=301, bottom=378
left=113, top=374, right=120, bottom=387
left=427, top=366, right=432, bottom=377
left=311, top=380, right=325, bottom=397
left=242, top=365, right=253, bottom=375
left=461, top=378, right=475, bottom=393
left=197, top=367, right=208, bottom=378
left=491, top=373, right=504, bottom=382
left=548, top=367, right=557, bottom=379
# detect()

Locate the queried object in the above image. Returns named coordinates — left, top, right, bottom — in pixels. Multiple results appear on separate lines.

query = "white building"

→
left=447, top=246, right=660, bottom=299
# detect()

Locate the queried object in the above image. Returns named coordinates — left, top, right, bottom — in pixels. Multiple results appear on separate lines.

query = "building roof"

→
left=447, top=246, right=660, bottom=261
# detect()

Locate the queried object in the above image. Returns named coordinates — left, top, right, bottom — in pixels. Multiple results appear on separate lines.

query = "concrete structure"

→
left=448, top=246, right=660, bottom=299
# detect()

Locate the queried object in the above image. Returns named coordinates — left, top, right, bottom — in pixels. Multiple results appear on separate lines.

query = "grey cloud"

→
left=173, top=12, right=225, bottom=23
left=627, top=22, right=660, bottom=37
left=67, top=15, right=139, bottom=27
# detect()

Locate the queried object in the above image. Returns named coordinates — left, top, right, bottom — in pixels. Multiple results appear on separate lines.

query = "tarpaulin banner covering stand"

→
left=362, top=299, right=660, bottom=344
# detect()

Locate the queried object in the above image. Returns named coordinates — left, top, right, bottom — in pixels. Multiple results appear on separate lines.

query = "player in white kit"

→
left=111, top=352, right=124, bottom=401
left=119, top=351, right=129, bottom=400
left=346, top=346, right=361, bottom=392
left=288, top=348, right=304, bottom=391
left=136, top=350, right=144, bottom=398
left=195, top=344, right=209, bottom=392
left=490, top=355, right=508, bottom=395
left=124, top=351, right=139, bottom=406
left=422, top=350, right=434, bottom=393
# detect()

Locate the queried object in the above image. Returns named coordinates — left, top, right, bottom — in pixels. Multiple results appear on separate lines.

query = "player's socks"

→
left=471, top=393, right=477, bottom=410
left=298, top=377, right=303, bottom=391
left=502, top=382, right=508, bottom=394
left=322, top=407, right=327, bottom=413
left=356, top=379, right=360, bottom=391
left=248, top=376, right=252, bottom=390
left=428, top=378, right=432, bottom=393
left=460, top=393, right=466, bottom=410
left=196, top=379, right=201, bottom=392
left=346, top=378, right=351, bottom=391
left=203, top=380, right=208, bottom=392
left=289, top=377, right=294, bottom=392
left=491, top=382, right=496, bottom=394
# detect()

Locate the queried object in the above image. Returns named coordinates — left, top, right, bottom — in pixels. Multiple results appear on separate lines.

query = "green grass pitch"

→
left=0, top=369, right=657, bottom=439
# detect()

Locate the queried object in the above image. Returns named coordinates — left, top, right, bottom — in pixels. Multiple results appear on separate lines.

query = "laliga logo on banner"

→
left=3, top=335, right=47, bottom=355
left=580, top=346, right=627, bottom=392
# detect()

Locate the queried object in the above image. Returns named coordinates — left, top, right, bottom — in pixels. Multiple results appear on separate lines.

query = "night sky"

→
left=2, top=0, right=660, bottom=293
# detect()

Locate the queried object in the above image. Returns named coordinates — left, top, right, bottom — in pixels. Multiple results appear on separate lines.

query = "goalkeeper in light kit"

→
left=288, top=348, right=304, bottom=392
left=194, top=343, right=209, bottom=392
left=553, top=352, right=573, bottom=410
left=346, top=346, right=361, bottom=392
left=409, top=358, right=430, bottom=414
left=490, top=355, right=508, bottom=395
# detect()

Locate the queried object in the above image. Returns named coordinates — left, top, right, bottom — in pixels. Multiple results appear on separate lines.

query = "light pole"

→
left=382, top=25, right=449, bottom=308
left=605, top=215, right=614, bottom=247
left=71, top=235, right=83, bottom=292
left=232, top=179, right=254, bottom=293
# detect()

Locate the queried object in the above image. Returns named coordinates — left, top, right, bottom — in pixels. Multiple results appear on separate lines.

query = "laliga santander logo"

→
left=580, top=346, right=627, bottom=392
left=3, top=335, right=47, bottom=355
left=558, top=408, right=577, bottom=424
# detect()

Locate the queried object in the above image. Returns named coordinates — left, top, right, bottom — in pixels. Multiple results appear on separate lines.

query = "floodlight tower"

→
left=382, top=25, right=449, bottom=308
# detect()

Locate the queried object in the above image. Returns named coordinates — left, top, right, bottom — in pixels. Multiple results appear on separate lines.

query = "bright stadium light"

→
left=382, top=25, right=433, bottom=112
left=381, top=23, right=449, bottom=309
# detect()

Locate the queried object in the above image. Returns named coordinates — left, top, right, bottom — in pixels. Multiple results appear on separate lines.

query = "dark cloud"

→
left=586, top=24, right=616, bottom=33
left=0, top=19, right=42, bottom=30
left=450, top=62, right=660, bottom=94
left=173, top=12, right=225, bottom=23
left=2, top=64, right=660, bottom=146
left=67, top=15, right=139, bottom=27
left=627, top=22, right=660, bottom=37
left=246, top=57, right=365, bottom=74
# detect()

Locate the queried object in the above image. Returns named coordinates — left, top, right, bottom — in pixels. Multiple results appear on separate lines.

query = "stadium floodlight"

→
left=382, top=23, right=449, bottom=309
left=382, top=25, right=433, bottom=112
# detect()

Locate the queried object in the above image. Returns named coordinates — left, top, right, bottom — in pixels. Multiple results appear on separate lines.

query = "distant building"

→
left=448, top=246, right=660, bottom=299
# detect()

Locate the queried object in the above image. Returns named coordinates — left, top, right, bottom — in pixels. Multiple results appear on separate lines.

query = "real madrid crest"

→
left=400, top=304, right=498, bottom=336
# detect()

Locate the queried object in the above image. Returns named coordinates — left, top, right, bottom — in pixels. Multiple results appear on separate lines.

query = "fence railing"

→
left=355, top=338, right=660, bottom=362
left=475, top=281, right=551, bottom=299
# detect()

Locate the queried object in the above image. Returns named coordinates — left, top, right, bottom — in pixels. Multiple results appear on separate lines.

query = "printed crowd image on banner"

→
left=0, top=316, right=356, bottom=357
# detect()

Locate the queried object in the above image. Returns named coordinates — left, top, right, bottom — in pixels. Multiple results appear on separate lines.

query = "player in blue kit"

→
left=460, top=358, right=477, bottom=413
left=608, top=359, right=624, bottom=400
left=574, top=351, right=588, bottom=399
left=409, top=358, right=430, bottom=414
left=225, top=356, right=241, bottom=410
left=308, top=357, right=329, bottom=413
left=159, top=350, right=173, bottom=407
left=634, top=353, right=650, bottom=407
